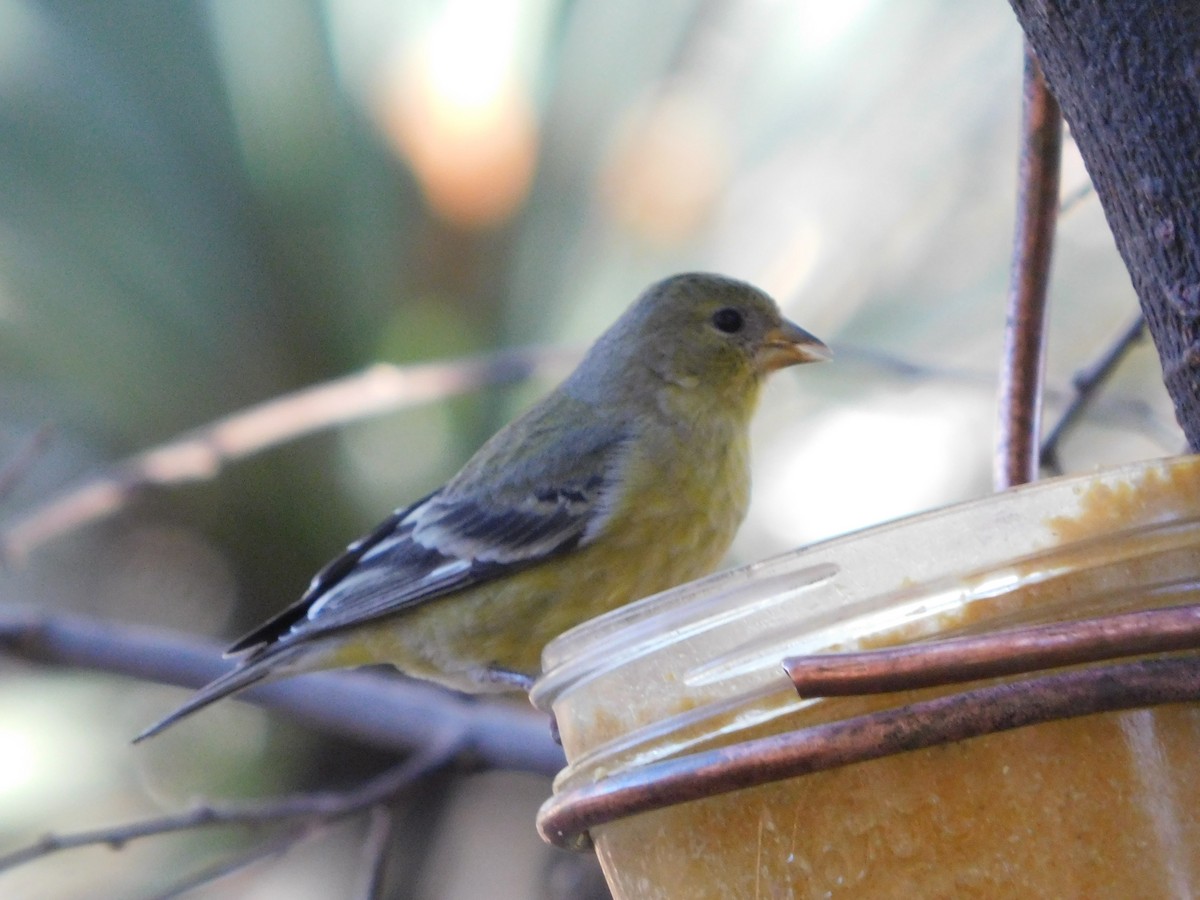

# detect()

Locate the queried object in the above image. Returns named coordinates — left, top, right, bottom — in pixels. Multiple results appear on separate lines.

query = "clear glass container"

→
left=533, top=455, right=1200, bottom=899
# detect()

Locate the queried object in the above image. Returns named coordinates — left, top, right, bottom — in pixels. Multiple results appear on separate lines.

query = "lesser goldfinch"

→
left=137, top=272, right=829, bottom=740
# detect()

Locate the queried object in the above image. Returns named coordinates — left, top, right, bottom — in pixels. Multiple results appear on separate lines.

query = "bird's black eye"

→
left=711, top=307, right=745, bottom=334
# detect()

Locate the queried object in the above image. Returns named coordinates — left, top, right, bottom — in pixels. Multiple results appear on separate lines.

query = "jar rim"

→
left=533, top=454, right=1200, bottom=779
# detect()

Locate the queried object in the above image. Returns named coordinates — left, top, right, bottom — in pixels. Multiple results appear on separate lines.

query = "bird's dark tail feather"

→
left=133, top=646, right=305, bottom=743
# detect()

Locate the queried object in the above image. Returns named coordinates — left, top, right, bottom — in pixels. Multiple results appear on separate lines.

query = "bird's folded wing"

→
left=227, top=426, right=630, bottom=653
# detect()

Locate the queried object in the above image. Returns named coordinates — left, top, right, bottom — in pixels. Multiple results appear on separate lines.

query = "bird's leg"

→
left=479, top=664, right=536, bottom=693
left=479, top=665, right=562, bottom=745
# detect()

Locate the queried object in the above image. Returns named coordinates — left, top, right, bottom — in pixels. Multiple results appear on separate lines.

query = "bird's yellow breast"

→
left=324, top=386, right=757, bottom=690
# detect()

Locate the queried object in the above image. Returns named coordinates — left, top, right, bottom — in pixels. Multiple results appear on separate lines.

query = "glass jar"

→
left=533, top=455, right=1200, bottom=899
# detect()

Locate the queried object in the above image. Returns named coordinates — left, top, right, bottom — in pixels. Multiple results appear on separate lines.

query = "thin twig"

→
left=0, top=737, right=458, bottom=873
left=0, top=607, right=563, bottom=774
left=995, top=44, right=1062, bottom=489
left=357, top=806, right=397, bottom=900
left=1040, top=313, right=1147, bottom=474
left=538, top=655, right=1200, bottom=849
left=1058, top=181, right=1094, bottom=218
left=783, top=603, right=1200, bottom=695
left=837, top=344, right=1174, bottom=446
left=0, top=347, right=575, bottom=565
left=145, top=824, right=314, bottom=900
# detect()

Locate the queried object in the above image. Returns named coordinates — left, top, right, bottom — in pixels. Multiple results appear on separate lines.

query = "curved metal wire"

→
left=538, top=607, right=1200, bottom=849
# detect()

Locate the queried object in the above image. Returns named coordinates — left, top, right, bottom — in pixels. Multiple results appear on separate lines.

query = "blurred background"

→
left=0, top=0, right=1181, bottom=897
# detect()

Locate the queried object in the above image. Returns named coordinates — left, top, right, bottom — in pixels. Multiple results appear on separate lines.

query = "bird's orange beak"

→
left=756, top=319, right=831, bottom=372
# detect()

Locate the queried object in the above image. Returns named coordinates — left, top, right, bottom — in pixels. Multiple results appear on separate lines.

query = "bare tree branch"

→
left=1058, top=181, right=1094, bottom=218
left=0, top=736, right=457, bottom=875
left=1040, top=313, right=1147, bottom=474
left=357, top=806, right=397, bottom=900
left=0, top=607, right=563, bottom=774
left=144, top=825, right=313, bottom=900
left=836, top=344, right=1174, bottom=446
left=0, top=347, right=576, bottom=565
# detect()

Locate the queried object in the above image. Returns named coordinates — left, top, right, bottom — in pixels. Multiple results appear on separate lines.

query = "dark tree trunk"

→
left=1007, top=1, right=1200, bottom=448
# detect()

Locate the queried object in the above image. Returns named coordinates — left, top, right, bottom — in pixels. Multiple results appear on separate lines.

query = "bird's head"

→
left=577, top=273, right=830, bottom=406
